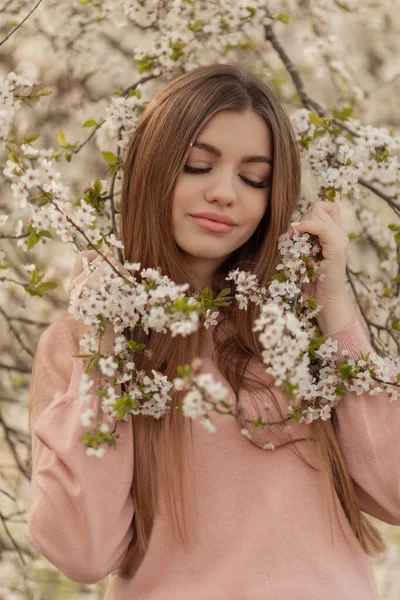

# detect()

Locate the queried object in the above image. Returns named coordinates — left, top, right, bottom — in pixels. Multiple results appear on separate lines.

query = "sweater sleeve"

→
left=28, top=317, right=135, bottom=584
left=328, top=320, right=400, bottom=525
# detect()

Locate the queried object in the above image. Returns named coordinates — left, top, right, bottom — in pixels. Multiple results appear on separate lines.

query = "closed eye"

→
left=183, top=165, right=270, bottom=189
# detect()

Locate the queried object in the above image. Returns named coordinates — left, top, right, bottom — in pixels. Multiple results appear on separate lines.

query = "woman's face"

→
left=172, top=109, right=273, bottom=289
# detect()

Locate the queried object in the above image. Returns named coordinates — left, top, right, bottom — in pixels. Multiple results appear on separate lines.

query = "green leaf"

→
left=277, top=13, right=291, bottom=23
left=382, top=288, right=394, bottom=298
left=35, top=282, right=58, bottom=294
left=187, top=19, right=203, bottom=32
left=388, top=224, right=400, bottom=232
left=78, top=0, right=92, bottom=3
left=83, top=119, right=97, bottom=127
left=212, top=300, right=230, bottom=308
left=313, top=128, right=327, bottom=140
left=391, top=318, right=400, bottom=333
left=200, top=287, right=213, bottom=305
left=112, top=394, right=137, bottom=421
left=39, top=230, right=52, bottom=239
left=245, top=7, right=256, bottom=18
left=271, top=273, right=288, bottom=283
left=8, top=150, right=20, bottom=164
left=338, top=363, right=357, bottom=380
left=217, top=288, right=231, bottom=298
left=24, top=133, right=40, bottom=144
left=102, top=151, right=118, bottom=163
left=308, top=336, right=328, bottom=350
left=127, top=340, right=147, bottom=353
left=169, top=41, right=187, bottom=61
left=309, top=113, right=327, bottom=128
left=127, top=88, right=139, bottom=98
left=93, top=178, right=102, bottom=193
left=0, top=264, right=11, bottom=270
left=334, top=385, right=347, bottom=398
left=331, top=127, right=342, bottom=137
left=137, top=58, right=155, bottom=73
left=108, top=163, right=123, bottom=177
left=307, top=296, right=317, bottom=309
left=177, top=364, right=191, bottom=378
left=333, top=106, right=354, bottom=121
left=56, top=131, right=68, bottom=147
left=31, top=269, right=38, bottom=285
left=27, top=232, right=40, bottom=250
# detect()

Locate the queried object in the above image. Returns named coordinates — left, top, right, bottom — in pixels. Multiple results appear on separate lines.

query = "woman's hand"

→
left=69, top=250, right=131, bottom=355
left=289, top=201, right=357, bottom=334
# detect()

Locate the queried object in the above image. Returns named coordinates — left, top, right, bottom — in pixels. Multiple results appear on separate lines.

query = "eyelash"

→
left=183, top=165, right=270, bottom=189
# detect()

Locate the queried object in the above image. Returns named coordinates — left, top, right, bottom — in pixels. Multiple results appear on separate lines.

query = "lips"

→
left=190, top=212, right=237, bottom=226
left=191, top=215, right=235, bottom=233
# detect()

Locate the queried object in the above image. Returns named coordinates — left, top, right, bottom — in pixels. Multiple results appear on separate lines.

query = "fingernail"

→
left=291, top=221, right=300, bottom=227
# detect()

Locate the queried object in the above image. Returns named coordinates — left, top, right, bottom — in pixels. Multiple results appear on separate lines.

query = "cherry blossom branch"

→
left=263, top=21, right=400, bottom=218
left=71, top=74, right=159, bottom=156
left=35, top=184, right=125, bottom=278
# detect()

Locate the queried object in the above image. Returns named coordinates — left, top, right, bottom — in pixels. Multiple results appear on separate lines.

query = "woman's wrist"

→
left=316, top=296, right=359, bottom=336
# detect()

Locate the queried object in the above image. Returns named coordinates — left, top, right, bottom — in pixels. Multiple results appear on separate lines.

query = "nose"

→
left=205, top=168, right=237, bottom=206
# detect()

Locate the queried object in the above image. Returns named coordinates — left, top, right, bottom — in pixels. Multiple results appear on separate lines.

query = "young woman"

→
left=28, top=64, right=400, bottom=599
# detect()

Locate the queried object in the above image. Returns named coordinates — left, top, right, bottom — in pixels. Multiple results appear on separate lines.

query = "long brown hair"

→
left=29, top=64, right=385, bottom=574
left=119, top=63, right=385, bottom=565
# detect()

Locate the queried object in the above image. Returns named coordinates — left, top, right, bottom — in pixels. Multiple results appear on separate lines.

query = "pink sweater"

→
left=28, top=313, right=400, bottom=600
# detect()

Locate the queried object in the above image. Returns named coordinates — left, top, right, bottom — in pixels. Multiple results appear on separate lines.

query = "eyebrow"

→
left=192, top=140, right=273, bottom=165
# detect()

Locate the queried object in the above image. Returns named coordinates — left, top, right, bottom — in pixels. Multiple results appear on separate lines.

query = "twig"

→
left=263, top=23, right=326, bottom=115
left=7, top=316, right=50, bottom=327
left=0, top=510, right=26, bottom=564
left=0, top=410, right=31, bottom=481
left=72, top=74, right=159, bottom=155
left=0, top=0, right=43, bottom=48
left=0, top=363, right=30, bottom=373
left=346, top=266, right=400, bottom=353
left=0, top=305, right=35, bottom=357
left=357, top=177, right=400, bottom=216
left=109, top=125, right=124, bottom=263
